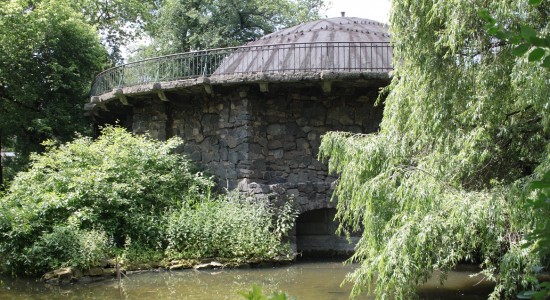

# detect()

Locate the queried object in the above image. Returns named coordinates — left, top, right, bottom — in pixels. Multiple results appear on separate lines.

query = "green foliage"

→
left=239, top=284, right=295, bottom=300
left=116, top=237, right=165, bottom=266
left=527, top=170, right=550, bottom=256
left=27, top=225, right=110, bottom=274
left=479, top=1, right=550, bottom=69
left=144, top=0, right=327, bottom=55
left=0, top=126, right=296, bottom=275
left=0, top=0, right=159, bottom=181
left=166, top=192, right=297, bottom=260
left=0, top=126, right=213, bottom=275
left=525, top=170, right=550, bottom=299
left=6, top=0, right=161, bottom=64
left=70, top=0, right=161, bottom=63
left=0, top=0, right=108, bottom=178
left=319, top=0, right=550, bottom=299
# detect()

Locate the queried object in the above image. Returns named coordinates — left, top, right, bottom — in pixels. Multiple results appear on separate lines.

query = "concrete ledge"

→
left=86, top=71, right=391, bottom=110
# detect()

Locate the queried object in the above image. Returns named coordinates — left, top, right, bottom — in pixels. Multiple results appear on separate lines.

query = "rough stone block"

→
left=256, top=137, right=268, bottom=148
left=268, top=140, right=283, bottom=150
left=238, top=168, right=254, bottom=177
left=248, top=143, right=262, bottom=154
left=269, top=149, right=284, bottom=159
left=267, top=124, right=286, bottom=136
left=222, top=163, right=237, bottom=179
left=314, top=182, right=328, bottom=192
left=269, top=184, right=286, bottom=195
left=328, top=106, right=355, bottom=126
left=201, top=113, right=220, bottom=132
left=283, top=150, right=302, bottom=161
left=225, top=135, right=239, bottom=148
left=202, top=152, right=214, bottom=163
left=219, top=147, right=228, bottom=161
left=189, top=151, right=202, bottom=161
left=283, top=141, right=296, bottom=151
left=297, top=182, right=314, bottom=193
left=307, top=132, right=317, bottom=141
left=287, top=189, right=299, bottom=197
left=238, top=178, right=251, bottom=192
left=228, top=151, right=239, bottom=164
left=296, top=138, right=310, bottom=150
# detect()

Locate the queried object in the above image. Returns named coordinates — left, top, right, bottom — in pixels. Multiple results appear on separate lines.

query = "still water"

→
left=0, top=261, right=494, bottom=299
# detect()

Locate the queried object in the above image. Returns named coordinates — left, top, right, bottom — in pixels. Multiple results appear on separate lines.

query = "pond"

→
left=0, top=261, right=494, bottom=299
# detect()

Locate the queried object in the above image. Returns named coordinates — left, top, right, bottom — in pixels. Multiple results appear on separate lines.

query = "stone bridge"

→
left=87, top=16, right=393, bottom=256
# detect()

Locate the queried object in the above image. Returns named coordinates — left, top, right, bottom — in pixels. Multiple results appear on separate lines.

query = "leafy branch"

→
left=479, top=0, right=550, bottom=69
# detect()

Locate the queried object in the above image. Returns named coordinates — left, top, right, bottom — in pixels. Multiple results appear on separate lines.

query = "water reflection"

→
left=0, top=262, right=494, bottom=299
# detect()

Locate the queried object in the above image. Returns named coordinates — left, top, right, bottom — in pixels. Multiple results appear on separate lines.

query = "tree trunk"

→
left=0, top=134, right=3, bottom=189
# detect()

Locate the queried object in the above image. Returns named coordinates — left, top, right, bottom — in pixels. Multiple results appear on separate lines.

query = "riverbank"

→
left=41, top=256, right=295, bottom=285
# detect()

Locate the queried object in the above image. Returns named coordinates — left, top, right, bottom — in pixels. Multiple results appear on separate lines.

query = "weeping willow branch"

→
left=318, top=0, right=550, bottom=298
left=395, top=164, right=459, bottom=192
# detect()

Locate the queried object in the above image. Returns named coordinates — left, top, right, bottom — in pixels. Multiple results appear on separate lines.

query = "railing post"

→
left=156, top=57, right=161, bottom=82
left=202, top=50, right=209, bottom=76
left=118, top=65, right=125, bottom=88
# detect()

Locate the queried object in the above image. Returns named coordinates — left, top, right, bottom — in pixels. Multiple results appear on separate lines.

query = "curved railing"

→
left=91, top=42, right=392, bottom=97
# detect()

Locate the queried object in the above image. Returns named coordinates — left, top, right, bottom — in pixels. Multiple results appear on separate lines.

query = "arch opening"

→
left=295, top=208, right=360, bottom=258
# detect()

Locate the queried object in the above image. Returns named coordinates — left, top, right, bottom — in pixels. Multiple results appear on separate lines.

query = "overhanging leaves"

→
left=320, top=0, right=550, bottom=299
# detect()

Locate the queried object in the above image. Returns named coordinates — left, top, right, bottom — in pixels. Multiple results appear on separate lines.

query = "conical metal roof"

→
left=213, top=17, right=392, bottom=75
left=251, top=17, right=390, bottom=45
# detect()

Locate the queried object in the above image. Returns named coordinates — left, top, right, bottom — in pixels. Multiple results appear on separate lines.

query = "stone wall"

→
left=131, top=81, right=384, bottom=212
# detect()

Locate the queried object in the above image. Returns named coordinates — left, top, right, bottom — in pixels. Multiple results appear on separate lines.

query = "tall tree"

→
left=319, top=0, right=550, bottom=299
left=71, top=0, right=162, bottom=63
left=0, top=0, right=107, bottom=184
left=147, top=0, right=326, bottom=54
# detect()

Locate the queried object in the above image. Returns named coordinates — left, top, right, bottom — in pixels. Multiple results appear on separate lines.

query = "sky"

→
left=323, top=0, right=391, bottom=23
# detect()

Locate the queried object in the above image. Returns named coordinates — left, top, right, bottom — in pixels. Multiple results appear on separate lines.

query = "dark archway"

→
left=295, top=208, right=360, bottom=258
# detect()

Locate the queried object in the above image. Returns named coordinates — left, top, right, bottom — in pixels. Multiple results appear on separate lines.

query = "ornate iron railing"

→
left=91, top=42, right=392, bottom=97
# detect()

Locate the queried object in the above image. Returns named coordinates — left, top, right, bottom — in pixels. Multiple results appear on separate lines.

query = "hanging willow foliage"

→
left=319, top=0, right=550, bottom=299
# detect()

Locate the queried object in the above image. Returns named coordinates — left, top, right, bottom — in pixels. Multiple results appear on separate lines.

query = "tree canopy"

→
left=146, top=0, right=326, bottom=54
left=0, top=0, right=164, bottom=184
left=0, top=0, right=108, bottom=183
left=319, top=0, right=550, bottom=299
left=71, top=0, right=161, bottom=63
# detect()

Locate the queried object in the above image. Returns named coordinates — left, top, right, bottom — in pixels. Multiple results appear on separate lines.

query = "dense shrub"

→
left=166, top=192, right=297, bottom=260
left=26, top=226, right=110, bottom=274
left=0, top=126, right=213, bottom=275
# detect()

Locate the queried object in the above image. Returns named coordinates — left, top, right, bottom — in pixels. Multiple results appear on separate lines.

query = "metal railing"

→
left=90, top=42, right=392, bottom=97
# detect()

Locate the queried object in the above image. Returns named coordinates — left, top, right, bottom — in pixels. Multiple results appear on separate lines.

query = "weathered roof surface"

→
left=252, top=17, right=390, bottom=45
left=213, top=17, right=392, bottom=75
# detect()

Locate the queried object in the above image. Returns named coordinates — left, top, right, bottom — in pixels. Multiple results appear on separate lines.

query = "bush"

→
left=165, top=191, right=297, bottom=260
left=0, top=126, right=213, bottom=275
left=27, top=225, right=110, bottom=274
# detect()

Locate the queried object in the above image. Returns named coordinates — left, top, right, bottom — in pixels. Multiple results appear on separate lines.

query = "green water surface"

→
left=0, top=261, right=494, bottom=299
